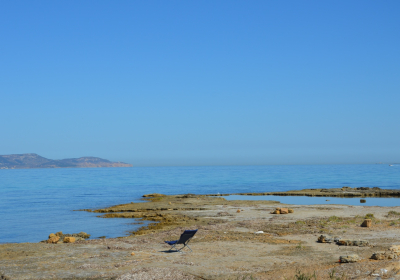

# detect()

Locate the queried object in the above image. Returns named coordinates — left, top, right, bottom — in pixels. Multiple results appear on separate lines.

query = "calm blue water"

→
left=0, top=164, right=399, bottom=243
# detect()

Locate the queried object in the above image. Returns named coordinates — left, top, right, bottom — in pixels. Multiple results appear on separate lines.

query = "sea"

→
left=1, top=164, right=399, bottom=244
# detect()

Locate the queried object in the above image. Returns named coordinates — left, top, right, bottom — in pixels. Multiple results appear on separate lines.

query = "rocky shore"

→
left=216, top=186, right=400, bottom=198
left=2, top=188, right=400, bottom=279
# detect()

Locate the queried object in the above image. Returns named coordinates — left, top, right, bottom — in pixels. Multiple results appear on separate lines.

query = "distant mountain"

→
left=0, top=153, right=132, bottom=169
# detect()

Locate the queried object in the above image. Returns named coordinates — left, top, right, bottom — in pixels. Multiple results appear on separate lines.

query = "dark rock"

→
left=142, top=193, right=166, bottom=198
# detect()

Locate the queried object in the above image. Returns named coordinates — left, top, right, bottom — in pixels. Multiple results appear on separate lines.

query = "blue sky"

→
left=1, top=1, right=399, bottom=166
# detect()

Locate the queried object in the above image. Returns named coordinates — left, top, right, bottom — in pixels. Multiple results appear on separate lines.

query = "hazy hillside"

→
left=0, top=153, right=132, bottom=169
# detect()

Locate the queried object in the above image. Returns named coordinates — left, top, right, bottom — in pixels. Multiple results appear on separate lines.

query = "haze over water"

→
left=1, top=164, right=399, bottom=243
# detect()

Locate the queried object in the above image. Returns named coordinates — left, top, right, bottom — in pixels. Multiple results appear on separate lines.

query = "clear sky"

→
left=1, top=1, right=399, bottom=166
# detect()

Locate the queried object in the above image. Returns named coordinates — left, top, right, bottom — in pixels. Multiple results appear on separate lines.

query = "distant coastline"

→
left=0, top=153, right=132, bottom=169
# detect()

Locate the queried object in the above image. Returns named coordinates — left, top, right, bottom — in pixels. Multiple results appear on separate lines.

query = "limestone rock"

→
left=337, top=240, right=349, bottom=246
left=337, top=239, right=369, bottom=246
left=371, top=252, right=387, bottom=260
left=63, top=237, right=76, bottom=243
left=389, top=245, right=400, bottom=253
left=59, top=232, right=91, bottom=241
left=354, top=240, right=370, bottom=246
left=49, top=233, right=56, bottom=238
left=55, top=231, right=63, bottom=237
left=340, top=254, right=360, bottom=263
left=371, top=245, right=400, bottom=260
left=318, top=235, right=334, bottom=243
left=361, top=219, right=372, bottom=227
left=47, top=236, right=60, bottom=244
left=280, top=208, right=289, bottom=214
left=271, top=207, right=293, bottom=214
left=75, top=232, right=90, bottom=239
left=334, top=237, right=341, bottom=243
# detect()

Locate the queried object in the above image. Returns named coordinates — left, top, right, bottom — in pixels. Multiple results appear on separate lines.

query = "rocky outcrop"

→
left=47, top=236, right=60, bottom=244
left=63, top=237, right=76, bottom=243
left=271, top=208, right=293, bottom=214
left=43, top=232, right=90, bottom=243
left=317, top=235, right=369, bottom=246
left=340, top=254, right=360, bottom=263
left=317, top=235, right=341, bottom=243
left=234, top=187, right=400, bottom=198
left=337, top=240, right=369, bottom=246
left=371, top=245, right=400, bottom=260
left=280, top=208, right=288, bottom=214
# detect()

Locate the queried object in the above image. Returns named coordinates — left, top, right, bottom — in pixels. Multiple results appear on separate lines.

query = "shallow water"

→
left=0, top=164, right=399, bottom=243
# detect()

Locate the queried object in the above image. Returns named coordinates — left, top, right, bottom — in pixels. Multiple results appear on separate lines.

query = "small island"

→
left=0, top=153, right=132, bottom=169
